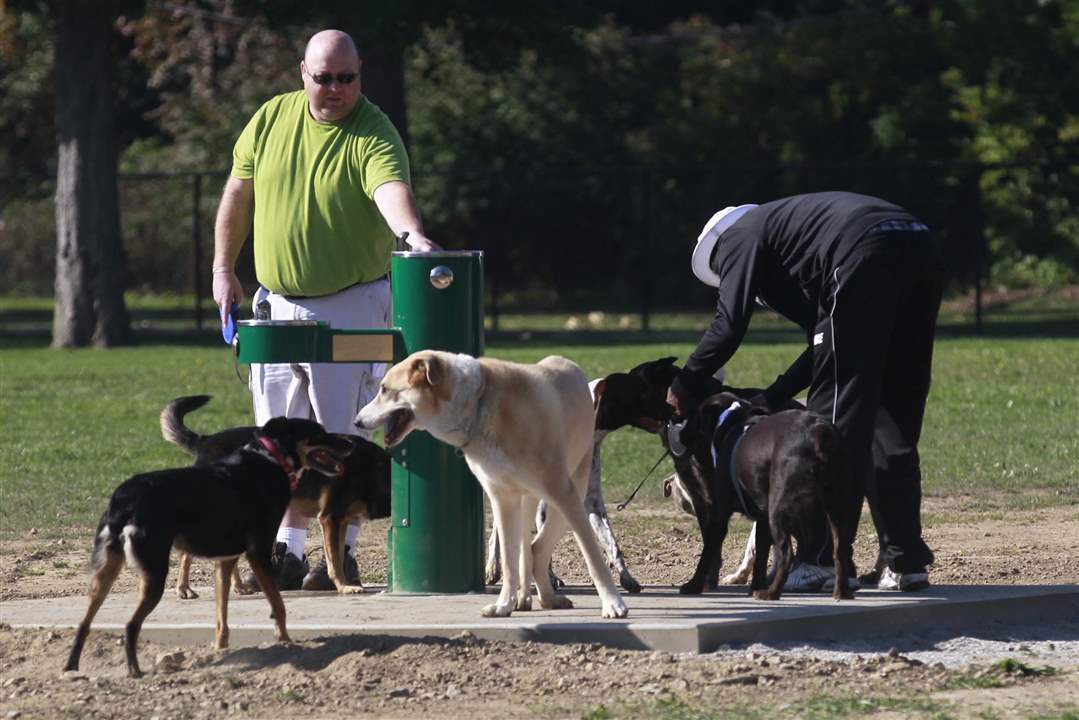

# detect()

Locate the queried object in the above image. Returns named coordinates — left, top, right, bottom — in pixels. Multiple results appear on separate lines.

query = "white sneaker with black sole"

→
left=878, top=566, right=930, bottom=591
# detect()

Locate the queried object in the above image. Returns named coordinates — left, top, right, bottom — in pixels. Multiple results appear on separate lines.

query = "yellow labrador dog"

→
left=355, top=350, right=629, bottom=619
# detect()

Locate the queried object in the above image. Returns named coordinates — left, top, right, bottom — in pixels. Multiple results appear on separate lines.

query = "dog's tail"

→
left=160, top=395, right=212, bottom=457
left=808, top=416, right=839, bottom=460
left=808, top=420, right=848, bottom=487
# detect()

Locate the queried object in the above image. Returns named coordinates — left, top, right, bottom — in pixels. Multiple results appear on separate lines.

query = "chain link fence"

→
left=2, top=161, right=1075, bottom=332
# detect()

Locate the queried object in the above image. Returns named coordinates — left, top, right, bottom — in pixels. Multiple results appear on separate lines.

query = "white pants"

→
left=250, top=279, right=391, bottom=438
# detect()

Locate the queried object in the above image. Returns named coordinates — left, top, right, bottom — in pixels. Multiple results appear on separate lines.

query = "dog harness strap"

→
left=257, top=435, right=300, bottom=492
left=727, top=427, right=761, bottom=519
left=711, top=418, right=765, bottom=521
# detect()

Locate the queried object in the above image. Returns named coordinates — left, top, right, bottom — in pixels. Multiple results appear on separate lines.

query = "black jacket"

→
left=675, top=192, right=920, bottom=404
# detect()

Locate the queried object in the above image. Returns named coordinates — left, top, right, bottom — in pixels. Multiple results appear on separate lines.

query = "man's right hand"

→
left=666, top=386, right=684, bottom=416
left=212, top=270, right=244, bottom=328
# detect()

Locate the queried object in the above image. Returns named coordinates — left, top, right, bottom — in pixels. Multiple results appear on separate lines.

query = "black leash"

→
left=232, top=338, right=247, bottom=383
left=616, top=448, right=671, bottom=511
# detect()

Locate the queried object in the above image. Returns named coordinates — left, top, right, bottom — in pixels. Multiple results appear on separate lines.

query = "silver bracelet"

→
left=211, top=266, right=232, bottom=274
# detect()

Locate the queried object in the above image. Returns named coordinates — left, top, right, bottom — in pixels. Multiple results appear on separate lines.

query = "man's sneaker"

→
left=782, top=562, right=834, bottom=592
left=858, top=556, right=887, bottom=587
left=302, top=546, right=362, bottom=591
left=878, top=566, right=930, bottom=592
left=241, top=542, right=308, bottom=592
left=858, top=567, right=882, bottom=587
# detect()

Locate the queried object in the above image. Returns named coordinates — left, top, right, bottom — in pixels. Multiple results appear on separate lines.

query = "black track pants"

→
left=800, top=231, right=943, bottom=574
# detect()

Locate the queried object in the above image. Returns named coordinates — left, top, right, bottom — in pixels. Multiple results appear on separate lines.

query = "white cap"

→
left=690, top=204, right=758, bottom=287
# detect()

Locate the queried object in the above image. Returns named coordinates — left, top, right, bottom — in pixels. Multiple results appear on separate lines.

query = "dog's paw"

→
left=752, top=589, right=780, bottom=601
left=678, top=581, right=704, bottom=595
left=720, top=569, right=752, bottom=585
left=515, top=594, right=533, bottom=611
left=176, top=586, right=199, bottom=600
left=835, top=587, right=856, bottom=601
left=484, top=568, right=502, bottom=586
left=233, top=581, right=256, bottom=596
left=540, top=594, right=574, bottom=610
left=602, top=598, right=629, bottom=619
left=619, top=571, right=643, bottom=594
left=480, top=602, right=514, bottom=618
left=337, top=584, right=367, bottom=595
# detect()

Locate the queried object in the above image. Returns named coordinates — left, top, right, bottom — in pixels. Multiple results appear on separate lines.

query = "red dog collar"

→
left=257, top=435, right=301, bottom=492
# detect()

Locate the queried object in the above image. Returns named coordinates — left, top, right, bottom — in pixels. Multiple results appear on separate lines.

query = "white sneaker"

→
left=782, top=562, right=834, bottom=592
left=878, top=567, right=930, bottom=592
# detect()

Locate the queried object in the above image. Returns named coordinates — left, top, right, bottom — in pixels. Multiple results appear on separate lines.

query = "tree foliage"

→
left=1, top=0, right=1076, bottom=305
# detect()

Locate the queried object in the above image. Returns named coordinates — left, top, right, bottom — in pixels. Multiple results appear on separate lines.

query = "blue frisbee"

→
left=222, top=302, right=239, bottom=345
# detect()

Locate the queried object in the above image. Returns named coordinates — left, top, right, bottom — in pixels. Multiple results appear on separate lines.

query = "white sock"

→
left=344, top=523, right=361, bottom=555
left=276, top=527, right=307, bottom=559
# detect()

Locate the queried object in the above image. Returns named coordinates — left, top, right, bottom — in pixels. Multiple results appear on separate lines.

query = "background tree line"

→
left=1, top=1, right=1077, bottom=344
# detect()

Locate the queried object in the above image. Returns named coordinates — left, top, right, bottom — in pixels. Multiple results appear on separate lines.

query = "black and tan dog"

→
left=65, top=417, right=352, bottom=678
left=160, top=395, right=391, bottom=595
left=663, top=392, right=859, bottom=600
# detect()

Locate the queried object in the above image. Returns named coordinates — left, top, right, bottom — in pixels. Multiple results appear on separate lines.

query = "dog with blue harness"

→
left=662, top=392, right=859, bottom=601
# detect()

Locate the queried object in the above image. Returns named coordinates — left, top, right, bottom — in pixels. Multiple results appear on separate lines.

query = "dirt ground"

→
left=2, top=498, right=1077, bottom=719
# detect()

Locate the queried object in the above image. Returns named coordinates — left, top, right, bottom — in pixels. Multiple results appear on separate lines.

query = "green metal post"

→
left=388, top=251, right=485, bottom=593
left=233, top=250, right=485, bottom=594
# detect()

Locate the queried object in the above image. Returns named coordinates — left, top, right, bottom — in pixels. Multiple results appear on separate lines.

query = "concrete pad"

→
left=3, top=584, right=1076, bottom=654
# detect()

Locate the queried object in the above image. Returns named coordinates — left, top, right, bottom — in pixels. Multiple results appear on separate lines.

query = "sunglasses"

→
left=307, top=70, right=359, bottom=86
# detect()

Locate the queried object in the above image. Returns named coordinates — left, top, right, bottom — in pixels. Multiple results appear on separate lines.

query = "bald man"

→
left=212, top=29, right=438, bottom=592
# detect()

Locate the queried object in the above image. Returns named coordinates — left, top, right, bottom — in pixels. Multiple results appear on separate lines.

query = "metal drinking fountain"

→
left=235, top=250, right=486, bottom=593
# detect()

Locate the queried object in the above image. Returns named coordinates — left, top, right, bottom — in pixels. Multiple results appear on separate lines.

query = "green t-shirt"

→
left=231, top=91, right=410, bottom=297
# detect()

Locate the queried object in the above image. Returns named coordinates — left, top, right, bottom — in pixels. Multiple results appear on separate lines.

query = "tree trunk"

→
left=362, top=44, right=409, bottom=150
left=52, top=1, right=132, bottom=347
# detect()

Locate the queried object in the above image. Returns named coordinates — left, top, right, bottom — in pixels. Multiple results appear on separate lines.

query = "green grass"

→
left=579, top=694, right=955, bottom=720
left=1028, top=707, right=1079, bottom=720
left=943, top=659, right=1061, bottom=691
left=2, top=299, right=1077, bottom=533
left=0, top=343, right=255, bottom=532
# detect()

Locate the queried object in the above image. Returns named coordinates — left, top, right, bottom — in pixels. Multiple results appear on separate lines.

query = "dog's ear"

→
left=592, top=378, right=607, bottom=410
left=630, top=356, right=680, bottom=388
left=329, top=434, right=356, bottom=457
left=259, top=416, right=288, bottom=437
left=630, top=356, right=677, bottom=373
left=408, top=354, right=442, bottom=387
